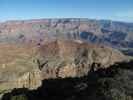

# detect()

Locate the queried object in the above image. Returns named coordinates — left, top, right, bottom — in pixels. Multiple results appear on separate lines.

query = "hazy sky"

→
left=0, top=0, right=133, bottom=22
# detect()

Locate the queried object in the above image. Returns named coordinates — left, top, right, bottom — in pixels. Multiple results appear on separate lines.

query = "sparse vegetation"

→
left=11, top=94, right=27, bottom=100
left=2, top=61, right=133, bottom=100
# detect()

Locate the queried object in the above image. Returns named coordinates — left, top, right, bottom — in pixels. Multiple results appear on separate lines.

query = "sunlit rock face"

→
left=0, top=18, right=132, bottom=91
left=0, top=39, right=130, bottom=91
left=15, top=70, right=42, bottom=89
left=36, top=40, right=129, bottom=79
left=0, top=44, right=40, bottom=90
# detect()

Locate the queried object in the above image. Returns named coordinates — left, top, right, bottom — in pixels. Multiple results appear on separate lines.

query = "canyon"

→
left=0, top=18, right=133, bottom=100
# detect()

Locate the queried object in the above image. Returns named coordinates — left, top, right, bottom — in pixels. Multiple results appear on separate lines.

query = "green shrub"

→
left=11, top=94, right=28, bottom=100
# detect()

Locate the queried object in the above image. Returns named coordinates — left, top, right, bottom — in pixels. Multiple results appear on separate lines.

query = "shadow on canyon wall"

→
left=2, top=60, right=133, bottom=100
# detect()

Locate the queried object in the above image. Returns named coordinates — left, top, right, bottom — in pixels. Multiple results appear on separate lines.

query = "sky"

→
left=0, top=0, right=133, bottom=22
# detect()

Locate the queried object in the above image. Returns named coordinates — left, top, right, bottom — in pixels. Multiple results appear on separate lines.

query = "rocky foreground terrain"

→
left=0, top=18, right=133, bottom=100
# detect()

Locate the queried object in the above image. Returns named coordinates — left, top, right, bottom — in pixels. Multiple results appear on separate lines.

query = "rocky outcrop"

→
left=0, top=40, right=130, bottom=91
left=0, top=44, right=39, bottom=90
left=0, top=18, right=132, bottom=91
left=0, top=70, right=41, bottom=91
left=2, top=61, right=133, bottom=100
left=15, top=70, right=42, bottom=89
left=36, top=40, right=130, bottom=79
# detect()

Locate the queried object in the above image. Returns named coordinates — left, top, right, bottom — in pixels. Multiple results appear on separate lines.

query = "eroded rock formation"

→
left=0, top=19, right=132, bottom=92
left=0, top=39, right=130, bottom=91
left=36, top=40, right=129, bottom=79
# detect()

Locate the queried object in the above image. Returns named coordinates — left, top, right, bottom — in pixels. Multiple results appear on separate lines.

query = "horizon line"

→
left=0, top=17, right=133, bottom=24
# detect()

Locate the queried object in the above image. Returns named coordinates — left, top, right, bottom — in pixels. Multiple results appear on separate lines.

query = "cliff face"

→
left=0, top=19, right=132, bottom=91
left=36, top=40, right=128, bottom=79
left=15, top=70, right=42, bottom=89
left=0, top=44, right=40, bottom=90
left=2, top=61, right=133, bottom=100
left=0, top=39, right=130, bottom=91
left=0, top=19, right=133, bottom=49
